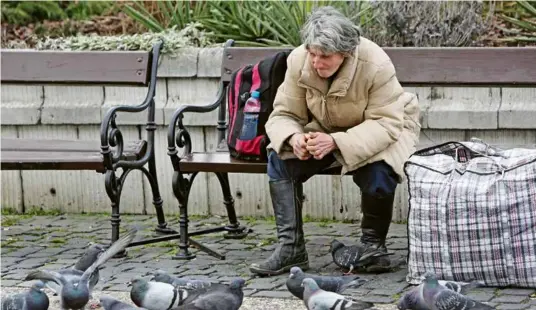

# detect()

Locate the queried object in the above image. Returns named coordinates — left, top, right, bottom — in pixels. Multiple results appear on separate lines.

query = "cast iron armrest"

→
left=167, top=81, right=226, bottom=165
left=100, top=40, right=163, bottom=171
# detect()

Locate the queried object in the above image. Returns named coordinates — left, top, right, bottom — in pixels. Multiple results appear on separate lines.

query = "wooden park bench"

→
left=0, top=41, right=179, bottom=255
left=166, top=39, right=536, bottom=260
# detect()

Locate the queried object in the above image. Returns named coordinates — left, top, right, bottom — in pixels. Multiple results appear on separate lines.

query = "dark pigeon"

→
left=129, top=278, right=184, bottom=310
left=25, top=228, right=137, bottom=310
left=301, top=278, right=375, bottom=310
left=330, top=239, right=392, bottom=274
left=177, top=278, right=246, bottom=310
left=286, top=266, right=367, bottom=299
left=1, top=281, right=49, bottom=310
left=100, top=294, right=145, bottom=310
left=421, top=272, right=494, bottom=310
left=150, top=270, right=214, bottom=289
left=398, top=278, right=485, bottom=310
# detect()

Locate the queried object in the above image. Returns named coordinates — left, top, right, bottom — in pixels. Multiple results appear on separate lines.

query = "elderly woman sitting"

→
left=249, top=6, right=421, bottom=276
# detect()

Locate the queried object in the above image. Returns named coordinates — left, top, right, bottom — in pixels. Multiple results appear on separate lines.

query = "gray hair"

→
left=300, top=6, right=361, bottom=55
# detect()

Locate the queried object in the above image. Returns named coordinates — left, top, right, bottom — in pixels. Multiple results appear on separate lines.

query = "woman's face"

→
left=307, top=47, right=345, bottom=78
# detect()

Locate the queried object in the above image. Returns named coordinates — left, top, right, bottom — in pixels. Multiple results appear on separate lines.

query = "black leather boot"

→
left=249, top=179, right=309, bottom=276
left=357, top=192, right=395, bottom=272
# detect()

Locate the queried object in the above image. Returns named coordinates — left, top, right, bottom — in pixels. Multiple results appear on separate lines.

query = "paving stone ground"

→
left=1, top=214, right=535, bottom=309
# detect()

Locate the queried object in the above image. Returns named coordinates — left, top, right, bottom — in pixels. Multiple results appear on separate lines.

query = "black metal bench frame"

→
left=0, top=41, right=179, bottom=255
left=166, top=39, right=536, bottom=261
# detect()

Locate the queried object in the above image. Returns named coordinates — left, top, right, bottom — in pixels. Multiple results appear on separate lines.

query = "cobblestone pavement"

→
left=1, top=214, right=535, bottom=309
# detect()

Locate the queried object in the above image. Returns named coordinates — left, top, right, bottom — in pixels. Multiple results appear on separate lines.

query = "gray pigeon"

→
left=330, top=239, right=393, bottom=274
left=129, top=278, right=185, bottom=310
left=1, top=281, right=49, bottom=310
left=301, top=278, right=374, bottom=310
left=397, top=279, right=485, bottom=310
left=100, top=295, right=145, bottom=310
left=25, top=228, right=137, bottom=310
left=286, top=266, right=367, bottom=299
left=44, top=244, right=105, bottom=296
left=150, top=270, right=215, bottom=289
left=421, top=273, right=494, bottom=310
left=177, top=278, right=246, bottom=310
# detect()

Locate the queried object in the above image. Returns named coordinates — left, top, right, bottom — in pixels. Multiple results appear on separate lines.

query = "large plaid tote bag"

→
left=403, top=139, right=536, bottom=287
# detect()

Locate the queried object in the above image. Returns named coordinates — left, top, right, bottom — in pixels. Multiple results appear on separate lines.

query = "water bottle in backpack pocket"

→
left=239, top=90, right=261, bottom=140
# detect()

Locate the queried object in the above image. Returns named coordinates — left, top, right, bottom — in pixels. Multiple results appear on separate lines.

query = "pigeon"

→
left=43, top=244, right=105, bottom=296
left=176, top=278, right=246, bottom=310
left=397, top=278, right=485, bottom=310
left=330, top=239, right=393, bottom=274
left=100, top=295, right=145, bottom=310
left=286, top=266, right=367, bottom=299
left=420, top=272, right=494, bottom=310
left=1, top=281, right=49, bottom=310
left=129, top=278, right=185, bottom=310
left=150, top=270, right=215, bottom=289
left=25, top=228, right=137, bottom=310
left=301, top=278, right=374, bottom=310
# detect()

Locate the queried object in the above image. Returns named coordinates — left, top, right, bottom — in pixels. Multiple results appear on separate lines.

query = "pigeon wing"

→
left=308, top=290, right=373, bottom=310
left=432, top=289, right=494, bottom=310
left=81, top=228, right=137, bottom=283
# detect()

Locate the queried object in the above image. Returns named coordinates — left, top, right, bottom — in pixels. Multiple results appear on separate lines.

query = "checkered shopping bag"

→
left=403, top=139, right=536, bottom=287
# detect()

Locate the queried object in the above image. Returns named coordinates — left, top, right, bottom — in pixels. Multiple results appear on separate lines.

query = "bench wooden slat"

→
left=178, top=142, right=536, bottom=175
left=179, top=152, right=343, bottom=174
left=1, top=138, right=147, bottom=172
left=222, top=46, right=536, bottom=85
left=0, top=50, right=151, bottom=85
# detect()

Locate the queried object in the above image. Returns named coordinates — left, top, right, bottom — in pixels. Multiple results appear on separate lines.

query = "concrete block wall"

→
left=2, top=48, right=536, bottom=222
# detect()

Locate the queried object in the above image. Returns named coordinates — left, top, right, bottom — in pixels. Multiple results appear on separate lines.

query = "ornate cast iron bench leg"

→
left=215, top=172, right=249, bottom=239
left=147, top=152, right=176, bottom=235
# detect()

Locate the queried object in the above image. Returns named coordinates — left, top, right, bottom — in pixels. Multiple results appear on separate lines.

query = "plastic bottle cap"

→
left=251, top=91, right=260, bottom=98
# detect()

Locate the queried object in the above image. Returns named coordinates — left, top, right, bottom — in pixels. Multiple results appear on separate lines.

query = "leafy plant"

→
left=122, top=0, right=210, bottom=32
left=21, top=23, right=216, bottom=55
left=1, top=0, right=115, bottom=25
left=363, top=1, right=494, bottom=47
left=122, top=0, right=374, bottom=47
left=1, top=0, right=66, bottom=25
left=496, top=0, right=536, bottom=43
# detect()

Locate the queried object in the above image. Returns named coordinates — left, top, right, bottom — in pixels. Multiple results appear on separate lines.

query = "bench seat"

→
left=1, top=138, right=146, bottom=172
left=179, top=152, right=345, bottom=174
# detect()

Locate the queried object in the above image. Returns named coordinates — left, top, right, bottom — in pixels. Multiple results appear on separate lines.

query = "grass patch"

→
left=25, top=207, right=63, bottom=216
left=391, top=293, right=401, bottom=300
left=50, top=238, right=66, bottom=244
left=1, top=216, right=19, bottom=226
left=1, top=237, right=21, bottom=246
left=393, top=220, right=408, bottom=225
left=1, top=207, right=19, bottom=215
left=257, top=236, right=277, bottom=247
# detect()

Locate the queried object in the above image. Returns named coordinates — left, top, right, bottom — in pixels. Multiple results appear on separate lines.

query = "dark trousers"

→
left=267, top=151, right=398, bottom=198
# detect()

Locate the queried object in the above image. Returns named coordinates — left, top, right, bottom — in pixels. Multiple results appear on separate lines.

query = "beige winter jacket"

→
left=265, top=37, right=421, bottom=182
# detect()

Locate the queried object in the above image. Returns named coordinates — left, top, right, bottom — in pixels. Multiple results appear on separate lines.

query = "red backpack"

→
left=226, top=51, right=290, bottom=162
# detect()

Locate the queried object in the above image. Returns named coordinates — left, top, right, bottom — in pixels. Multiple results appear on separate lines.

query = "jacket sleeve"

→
left=330, top=59, right=405, bottom=167
left=265, top=52, right=309, bottom=153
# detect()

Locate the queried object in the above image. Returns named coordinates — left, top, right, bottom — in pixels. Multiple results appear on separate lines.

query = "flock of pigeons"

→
left=1, top=229, right=496, bottom=310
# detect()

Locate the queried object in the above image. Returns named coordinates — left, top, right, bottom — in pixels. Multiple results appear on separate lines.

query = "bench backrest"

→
left=221, top=43, right=536, bottom=86
left=216, top=39, right=536, bottom=145
left=1, top=49, right=155, bottom=86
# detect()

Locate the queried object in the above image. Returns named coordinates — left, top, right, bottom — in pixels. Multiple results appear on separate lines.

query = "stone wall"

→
left=2, top=47, right=535, bottom=222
